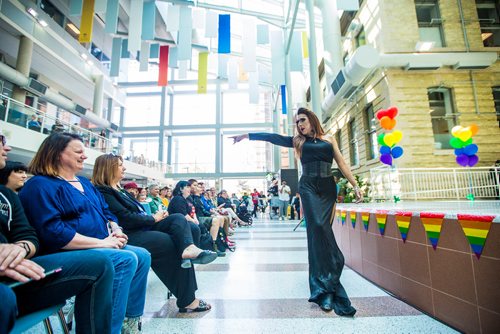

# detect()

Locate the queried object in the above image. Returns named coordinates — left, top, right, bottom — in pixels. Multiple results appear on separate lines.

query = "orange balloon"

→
left=380, top=116, right=396, bottom=130
left=469, top=124, right=479, bottom=136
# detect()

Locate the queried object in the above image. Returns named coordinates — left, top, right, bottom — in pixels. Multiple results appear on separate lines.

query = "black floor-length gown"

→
left=249, top=133, right=355, bottom=315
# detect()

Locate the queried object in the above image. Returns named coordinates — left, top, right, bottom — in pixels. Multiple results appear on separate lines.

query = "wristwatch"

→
left=15, top=241, right=30, bottom=258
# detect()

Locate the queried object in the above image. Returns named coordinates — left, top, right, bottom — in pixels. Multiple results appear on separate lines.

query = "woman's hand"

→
left=229, top=134, right=248, bottom=144
left=0, top=259, right=45, bottom=282
left=153, top=211, right=168, bottom=223
left=354, top=186, right=364, bottom=204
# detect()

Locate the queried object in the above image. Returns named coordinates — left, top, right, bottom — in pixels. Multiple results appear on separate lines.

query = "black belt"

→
left=302, top=161, right=333, bottom=177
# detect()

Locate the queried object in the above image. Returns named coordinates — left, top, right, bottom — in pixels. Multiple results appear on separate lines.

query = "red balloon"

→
left=386, top=106, right=398, bottom=119
left=376, top=109, right=387, bottom=120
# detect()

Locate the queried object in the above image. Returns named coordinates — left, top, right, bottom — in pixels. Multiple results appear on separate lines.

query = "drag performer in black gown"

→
left=231, top=107, right=363, bottom=316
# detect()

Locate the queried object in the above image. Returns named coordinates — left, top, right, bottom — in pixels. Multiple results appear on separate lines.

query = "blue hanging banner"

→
left=121, top=39, right=130, bottom=58
left=110, top=37, right=122, bottom=77
left=69, top=0, right=82, bottom=16
left=105, top=0, right=119, bottom=33
left=177, top=6, right=192, bottom=60
left=218, top=14, right=231, bottom=54
left=281, top=85, right=287, bottom=115
left=256, top=24, right=269, bottom=45
left=149, top=43, right=159, bottom=58
left=142, top=1, right=156, bottom=40
left=168, top=47, right=178, bottom=68
left=290, top=31, right=303, bottom=72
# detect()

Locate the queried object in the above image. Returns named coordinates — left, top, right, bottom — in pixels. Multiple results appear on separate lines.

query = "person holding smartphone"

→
left=0, top=131, right=114, bottom=333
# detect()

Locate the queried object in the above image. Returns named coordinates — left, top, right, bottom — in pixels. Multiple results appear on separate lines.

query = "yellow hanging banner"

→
left=301, top=31, right=309, bottom=59
left=79, top=0, right=95, bottom=43
left=197, top=52, right=209, bottom=94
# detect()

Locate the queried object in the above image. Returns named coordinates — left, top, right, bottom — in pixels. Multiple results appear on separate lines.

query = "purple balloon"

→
left=391, top=146, right=404, bottom=159
left=380, top=153, right=393, bottom=166
left=467, top=155, right=479, bottom=167
left=456, top=154, right=469, bottom=167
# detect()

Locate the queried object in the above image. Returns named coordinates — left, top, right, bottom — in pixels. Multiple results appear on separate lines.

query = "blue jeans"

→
left=93, top=245, right=150, bottom=334
left=4, top=250, right=114, bottom=333
left=0, top=284, right=16, bottom=333
left=279, top=200, right=289, bottom=218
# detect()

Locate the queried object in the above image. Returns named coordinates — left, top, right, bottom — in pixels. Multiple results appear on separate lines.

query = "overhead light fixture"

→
left=415, top=41, right=435, bottom=51
left=38, top=20, right=48, bottom=27
left=66, top=22, right=80, bottom=35
left=27, top=7, right=38, bottom=17
left=81, top=53, right=88, bottom=60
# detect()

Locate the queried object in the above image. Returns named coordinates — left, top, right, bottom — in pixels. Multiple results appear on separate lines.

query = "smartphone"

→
left=6, top=267, right=63, bottom=288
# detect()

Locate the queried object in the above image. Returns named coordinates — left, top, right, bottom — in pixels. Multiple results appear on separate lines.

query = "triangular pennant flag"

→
left=350, top=211, right=357, bottom=229
left=341, top=210, right=346, bottom=225
left=336, top=209, right=341, bottom=224
left=375, top=211, right=388, bottom=235
left=395, top=212, right=412, bottom=242
left=361, top=212, right=370, bottom=231
left=420, top=212, right=445, bottom=249
left=457, top=214, right=495, bottom=259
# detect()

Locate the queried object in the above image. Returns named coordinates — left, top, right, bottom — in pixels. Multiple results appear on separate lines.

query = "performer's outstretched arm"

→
left=230, top=133, right=293, bottom=148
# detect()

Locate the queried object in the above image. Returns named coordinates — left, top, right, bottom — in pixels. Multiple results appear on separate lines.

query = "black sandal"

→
left=179, top=299, right=212, bottom=313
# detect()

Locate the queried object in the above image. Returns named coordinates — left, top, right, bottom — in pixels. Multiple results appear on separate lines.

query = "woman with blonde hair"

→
left=230, top=107, right=363, bottom=316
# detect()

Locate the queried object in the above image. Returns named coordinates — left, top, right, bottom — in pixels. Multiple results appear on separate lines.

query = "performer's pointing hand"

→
left=229, top=134, right=249, bottom=144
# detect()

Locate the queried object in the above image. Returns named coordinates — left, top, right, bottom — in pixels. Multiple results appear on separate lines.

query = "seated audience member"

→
left=92, top=153, right=215, bottom=313
left=124, top=181, right=140, bottom=198
left=27, top=114, right=41, bottom=130
left=159, top=186, right=170, bottom=208
left=0, top=161, right=28, bottom=192
left=218, top=190, right=248, bottom=226
left=137, top=188, right=152, bottom=215
left=0, top=132, right=114, bottom=334
left=19, top=133, right=151, bottom=334
left=148, top=184, right=166, bottom=214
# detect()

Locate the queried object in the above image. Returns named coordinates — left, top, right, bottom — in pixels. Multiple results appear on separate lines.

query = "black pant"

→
left=126, top=214, right=198, bottom=308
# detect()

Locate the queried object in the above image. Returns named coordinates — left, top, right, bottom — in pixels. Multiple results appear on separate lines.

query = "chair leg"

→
left=57, top=309, right=71, bottom=334
left=43, top=318, right=54, bottom=334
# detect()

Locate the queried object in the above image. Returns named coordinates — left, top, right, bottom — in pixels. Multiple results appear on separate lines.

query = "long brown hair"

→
left=292, top=107, right=326, bottom=158
left=92, top=154, right=123, bottom=186
left=29, top=132, right=83, bottom=176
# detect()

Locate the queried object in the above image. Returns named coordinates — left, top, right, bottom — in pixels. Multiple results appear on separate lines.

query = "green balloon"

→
left=377, top=133, right=385, bottom=146
left=450, top=137, right=463, bottom=149
left=464, top=138, right=473, bottom=146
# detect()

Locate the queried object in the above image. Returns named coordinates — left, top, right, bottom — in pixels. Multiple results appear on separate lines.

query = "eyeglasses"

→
left=295, top=118, right=307, bottom=125
left=0, top=135, right=6, bottom=146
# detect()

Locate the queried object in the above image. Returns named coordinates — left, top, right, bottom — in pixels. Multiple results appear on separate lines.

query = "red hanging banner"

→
left=158, top=45, right=169, bottom=86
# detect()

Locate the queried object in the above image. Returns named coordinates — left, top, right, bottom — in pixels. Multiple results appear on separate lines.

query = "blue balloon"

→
left=463, top=144, right=478, bottom=156
left=454, top=148, right=464, bottom=156
left=380, top=146, right=391, bottom=155
left=391, top=146, right=404, bottom=159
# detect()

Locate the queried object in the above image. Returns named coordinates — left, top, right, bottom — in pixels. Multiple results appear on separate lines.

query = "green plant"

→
left=337, top=174, right=370, bottom=203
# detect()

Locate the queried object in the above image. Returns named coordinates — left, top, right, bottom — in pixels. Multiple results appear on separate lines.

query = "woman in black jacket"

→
left=92, top=153, right=216, bottom=313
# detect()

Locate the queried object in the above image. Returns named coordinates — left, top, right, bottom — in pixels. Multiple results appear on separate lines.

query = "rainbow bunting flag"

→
left=395, top=211, right=412, bottom=242
left=361, top=212, right=370, bottom=231
left=375, top=211, right=388, bottom=235
left=340, top=210, right=346, bottom=225
left=420, top=212, right=445, bottom=249
left=457, top=214, right=495, bottom=259
left=336, top=210, right=341, bottom=224
left=350, top=211, right=357, bottom=229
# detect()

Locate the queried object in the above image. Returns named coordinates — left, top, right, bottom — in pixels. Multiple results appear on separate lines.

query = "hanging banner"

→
left=395, top=212, right=412, bottom=242
left=350, top=211, right=357, bottom=229
left=158, top=45, right=169, bottom=86
left=94, top=0, right=107, bottom=13
left=178, top=6, right=193, bottom=60
left=271, top=30, right=285, bottom=85
left=69, top=0, right=83, bottom=16
left=457, top=214, right=495, bottom=259
left=361, top=212, right=370, bottom=231
left=227, top=59, right=238, bottom=89
left=79, top=0, right=95, bottom=43
left=420, top=212, right=445, bottom=249
left=218, top=14, right=231, bottom=54
left=198, top=52, right=209, bottom=94
left=336, top=209, right=342, bottom=224
left=128, top=0, right=144, bottom=56
left=257, top=24, right=269, bottom=45
left=248, top=71, right=259, bottom=104
left=110, top=37, right=122, bottom=77
left=139, top=41, right=150, bottom=72
left=218, top=54, right=229, bottom=78
left=105, top=0, right=119, bottom=33
left=375, top=211, right=388, bottom=235
left=178, top=60, right=188, bottom=79
left=149, top=43, right=159, bottom=58
left=168, top=47, right=178, bottom=68
left=192, top=8, right=206, bottom=29
left=290, top=31, right=304, bottom=72
left=121, top=39, right=130, bottom=58
left=166, top=4, right=180, bottom=32
left=142, top=1, right=156, bottom=40
left=281, top=85, right=287, bottom=114
left=205, top=10, right=218, bottom=38
left=301, top=31, right=309, bottom=58
left=242, top=18, right=257, bottom=72
left=341, top=210, right=346, bottom=225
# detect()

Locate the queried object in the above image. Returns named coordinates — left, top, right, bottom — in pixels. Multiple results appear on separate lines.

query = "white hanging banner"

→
left=139, top=41, right=150, bottom=72
left=258, top=64, right=271, bottom=85
left=242, top=18, right=257, bottom=73
left=218, top=54, right=228, bottom=78
left=177, top=6, right=192, bottom=60
left=167, top=4, right=180, bottom=32
left=178, top=60, right=188, bottom=79
left=205, top=10, right=218, bottom=38
left=256, top=24, right=269, bottom=45
left=192, top=8, right=206, bottom=29
left=94, top=0, right=107, bottom=14
left=248, top=71, right=259, bottom=104
left=270, top=30, right=285, bottom=85
left=227, top=59, right=238, bottom=89
left=337, top=0, right=359, bottom=11
left=128, top=0, right=144, bottom=56
left=168, top=47, right=179, bottom=68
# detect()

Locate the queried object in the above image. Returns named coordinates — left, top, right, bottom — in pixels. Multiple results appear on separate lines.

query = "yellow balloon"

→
left=392, top=130, right=403, bottom=143
left=457, top=129, right=472, bottom=142
left=451, top=126, right=463, bottom=137
left=384, top=133, right=395, bottom=147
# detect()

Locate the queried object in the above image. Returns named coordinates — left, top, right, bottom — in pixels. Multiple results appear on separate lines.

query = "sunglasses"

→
left=0, top=134, right=6, bottom=146
left=295, top=118, right=307, bottom=125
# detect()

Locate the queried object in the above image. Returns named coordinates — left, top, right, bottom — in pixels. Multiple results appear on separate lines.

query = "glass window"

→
left=476, top=0, right=500, bottom=47
left=124, top=96, right=161, bottom=127
left=172, top=135, right=215, bottom=173
left=365, top=104, right=378, bottom=160
left=348, top=119, right=359, bottom=166
left=415, top=0, right=445, bottom=47
left=40, top=0, right=65, bottom=27
left=222, top=135, right=271, bottom=173
left=123, top=137, right=159, bottom=163
left=428, top=87, right=458, bottom=149
left=355, top=27, right=366, bottom=47
left=172, top=93, right=216, bottom=125
left=222, top=90, right=272, bottom=123
left=493, top=86, right=500, bottom=127
left=221, top=178, right=269, bottom=196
